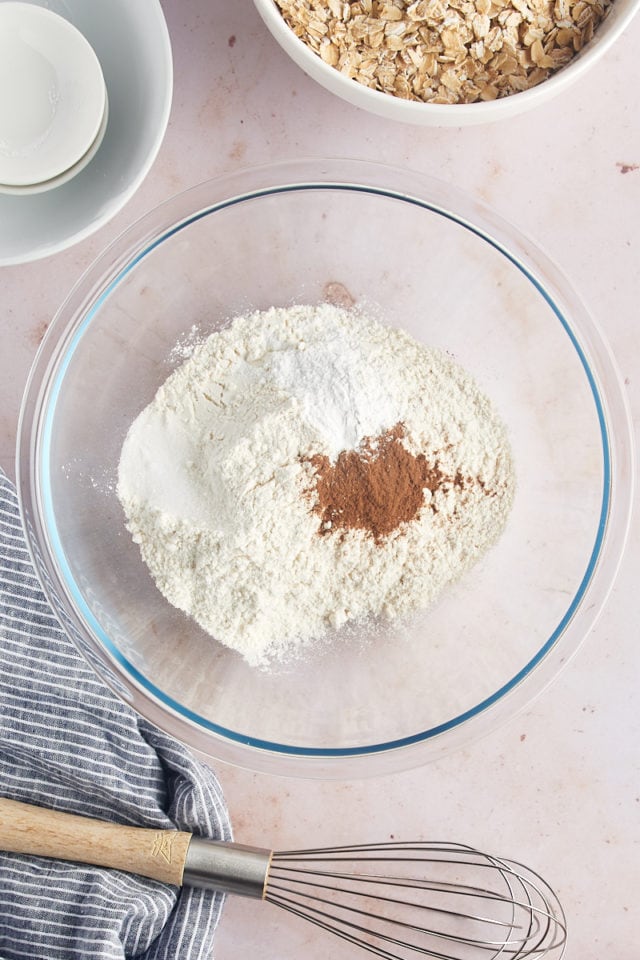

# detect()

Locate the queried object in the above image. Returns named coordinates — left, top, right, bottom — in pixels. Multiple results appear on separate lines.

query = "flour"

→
left=117, top=303, right=515, bottom=667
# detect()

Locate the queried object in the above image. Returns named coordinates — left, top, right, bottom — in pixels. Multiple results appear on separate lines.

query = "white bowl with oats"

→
left=254, top=0, right=640, bottom=124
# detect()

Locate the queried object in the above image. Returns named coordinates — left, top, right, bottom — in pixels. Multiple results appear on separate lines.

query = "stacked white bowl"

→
left=0, top=2, right=107, bottom=195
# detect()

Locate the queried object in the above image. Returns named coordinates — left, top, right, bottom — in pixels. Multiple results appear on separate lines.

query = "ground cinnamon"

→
left=307, top=423, right=457, bottom=543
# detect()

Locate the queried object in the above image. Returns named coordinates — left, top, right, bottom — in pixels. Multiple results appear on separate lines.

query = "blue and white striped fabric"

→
left=0, top=470, right=232, bottom=959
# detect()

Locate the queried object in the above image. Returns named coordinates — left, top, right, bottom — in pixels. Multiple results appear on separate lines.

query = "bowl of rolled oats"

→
left=254, top=0, right=639, bottom=123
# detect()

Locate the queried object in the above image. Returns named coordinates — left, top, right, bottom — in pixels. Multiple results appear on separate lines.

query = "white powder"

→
left=266, top=328, right=396, bottom=458
left=118, top=303, right=515, bottom=667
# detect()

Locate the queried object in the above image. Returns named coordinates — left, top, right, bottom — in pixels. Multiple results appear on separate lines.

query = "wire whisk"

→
left=263, top=841, right=567, bottom=960
left=0, top=798, right=567, bottom=960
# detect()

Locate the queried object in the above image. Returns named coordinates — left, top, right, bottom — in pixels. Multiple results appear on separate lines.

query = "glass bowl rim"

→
left=16, top=158, right=635, bottom=778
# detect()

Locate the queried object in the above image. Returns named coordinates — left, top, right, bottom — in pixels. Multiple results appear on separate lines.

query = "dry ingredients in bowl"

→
left=117, top=304, right=515, bottom=667
left=274, top=0, right=612, bottom=104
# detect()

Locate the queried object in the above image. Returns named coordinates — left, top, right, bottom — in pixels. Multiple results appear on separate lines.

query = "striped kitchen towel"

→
left=0, top=468, right=232, bottom=960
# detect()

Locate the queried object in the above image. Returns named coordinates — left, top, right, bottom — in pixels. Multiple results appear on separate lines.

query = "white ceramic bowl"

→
left=253, top=0, right=640, bottom=125
left=0, top=2, right=106, bottom=191
left=0, top=0, right=172, bottom=265
left=0, top=94, right=109, bottom=197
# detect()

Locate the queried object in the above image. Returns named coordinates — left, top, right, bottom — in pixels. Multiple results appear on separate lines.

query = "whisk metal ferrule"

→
left=183, top=839, right=272, bottom=898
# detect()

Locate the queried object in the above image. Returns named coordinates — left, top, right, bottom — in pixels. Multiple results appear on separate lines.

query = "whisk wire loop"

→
left=265, top=842, right=567, bottom=960
left=267, top=889, right=461, bottom=960
left=267, top=873, right=527, bottom=941
left=267, top=877, right=553, bottom=956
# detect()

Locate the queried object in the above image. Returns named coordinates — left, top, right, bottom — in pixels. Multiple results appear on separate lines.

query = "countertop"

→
left=1, top=2, right=639, bottom=957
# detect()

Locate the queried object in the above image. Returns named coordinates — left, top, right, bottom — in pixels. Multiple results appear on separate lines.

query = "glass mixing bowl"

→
left=17, top=159, right=633, bottom=778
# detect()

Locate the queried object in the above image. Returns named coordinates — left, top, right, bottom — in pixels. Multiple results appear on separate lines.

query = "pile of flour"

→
left=117, top=303, right=515, bottom=667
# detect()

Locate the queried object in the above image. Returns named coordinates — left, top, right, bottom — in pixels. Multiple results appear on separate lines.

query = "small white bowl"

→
left=0, top=2, right=106, bottom=190
left=0, top=92, right=108, bottom=196
left=253, top=0, right=640, bottom=125
left=0, top=0, right=172, bottom=266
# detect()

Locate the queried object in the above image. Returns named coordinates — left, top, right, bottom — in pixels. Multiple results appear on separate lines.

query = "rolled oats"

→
left=274, top=0, right=612, bottom=104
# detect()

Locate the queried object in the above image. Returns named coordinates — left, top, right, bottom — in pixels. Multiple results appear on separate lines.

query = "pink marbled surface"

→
left=1, top=2, right=639, bottom=957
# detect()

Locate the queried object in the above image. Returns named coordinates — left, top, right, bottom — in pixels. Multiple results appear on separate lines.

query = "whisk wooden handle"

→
left=0, top=797, right=192, bottom=885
